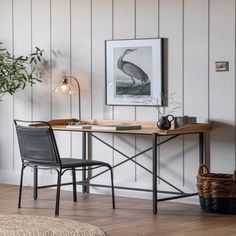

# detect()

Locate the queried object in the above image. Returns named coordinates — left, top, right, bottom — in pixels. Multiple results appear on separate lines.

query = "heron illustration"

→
left=117, top=48, right=149, bottom=88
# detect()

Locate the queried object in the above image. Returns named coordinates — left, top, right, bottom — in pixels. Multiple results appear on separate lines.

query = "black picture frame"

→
left=105, top=38, right=163, bottom=106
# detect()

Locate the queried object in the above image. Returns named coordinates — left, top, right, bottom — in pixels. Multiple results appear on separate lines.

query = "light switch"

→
left=215, top=61, right=229, bottom=72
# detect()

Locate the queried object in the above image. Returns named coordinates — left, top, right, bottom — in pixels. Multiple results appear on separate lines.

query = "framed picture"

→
left=215, top=61, right=229, bottom=72
left=105, top=38, right=163, bottom=106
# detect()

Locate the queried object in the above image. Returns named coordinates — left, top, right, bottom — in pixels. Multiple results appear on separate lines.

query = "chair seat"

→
left=60, top=158, right=110, bottom=169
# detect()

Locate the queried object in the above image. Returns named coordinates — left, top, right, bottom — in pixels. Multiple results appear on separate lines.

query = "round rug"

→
left=0, top=214, right=106, bottom=236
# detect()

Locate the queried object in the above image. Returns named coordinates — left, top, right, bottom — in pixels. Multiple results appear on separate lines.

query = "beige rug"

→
left=0, top=214, right=106, bottom=236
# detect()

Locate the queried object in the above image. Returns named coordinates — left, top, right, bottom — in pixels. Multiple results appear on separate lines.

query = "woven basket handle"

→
left=198, top=164, right=210, bottom=175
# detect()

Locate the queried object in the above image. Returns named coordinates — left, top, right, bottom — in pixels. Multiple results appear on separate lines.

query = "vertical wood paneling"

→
left=183, top=0, right=209, bottom=191
left=31, top=0, right=51, bottom=178
left=51, top=0, right=70, bottom=119
left=159, top=0, right=184, bottom=190
left=92, top=0, right=112, bottom=120
left=0, top=1, right=13, bottom=47
left=113, top=0, right=135, bottom=120
left=184, top=0, right=209, bottom=123
left=113, top=0, right=136, bottom=189
left=91, top=0, right=113, bottom=190
left=32, top=0, right=51, bottom=121
left=71, top=0, right=91, bottom=169
left=0, top=0, right=14, bottom=171
left=135, top=0, right=158, bottom=188
left=136, top=0, right=158, bottom=38
left=51, top=0, right=70, bottom=158
left=113, top=0, right=135, bottom=39
left=90, top=133, right=114, bottom=193
left=136, top=0, right=159, bottom=121
left=13, top=0, right=32, bottom=170
left=71, top=0, right=91, bottom=120
left=209, top=0, right=235, bottom=172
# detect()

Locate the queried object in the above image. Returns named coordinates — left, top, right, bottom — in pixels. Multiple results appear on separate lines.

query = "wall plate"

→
left=215, top=61, right=229, bottom=72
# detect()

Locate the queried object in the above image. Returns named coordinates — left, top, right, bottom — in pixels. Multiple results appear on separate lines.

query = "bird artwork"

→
left=116, top=48, right=150, bottom=96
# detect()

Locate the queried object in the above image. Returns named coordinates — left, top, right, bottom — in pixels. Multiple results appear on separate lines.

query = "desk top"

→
left=48, top=119, right=212, bottom=136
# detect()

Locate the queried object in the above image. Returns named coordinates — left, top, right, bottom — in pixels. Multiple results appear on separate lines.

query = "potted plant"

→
left=0, top=42, right=44, bottom=100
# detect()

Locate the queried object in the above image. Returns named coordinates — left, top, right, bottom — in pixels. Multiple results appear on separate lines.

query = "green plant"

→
left=0, top=42, right=44, bottom=100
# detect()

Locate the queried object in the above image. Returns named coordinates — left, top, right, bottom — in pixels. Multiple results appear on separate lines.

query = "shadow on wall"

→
left=210, top=120, right=235, bottom=143
left=209, top=120, right=235, bottom=171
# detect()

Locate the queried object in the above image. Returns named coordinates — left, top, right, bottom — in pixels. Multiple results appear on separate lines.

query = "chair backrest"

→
left=14, top=120, right=61, bottom=166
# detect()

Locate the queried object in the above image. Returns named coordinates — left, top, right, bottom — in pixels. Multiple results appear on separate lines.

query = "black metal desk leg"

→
left=82, top=131, right=87, bottom=193
left=152, top=133, right=157, bottom=214
left=199, top=132, right=204, bottom=165
left=33, top=166, right=38, bottom=200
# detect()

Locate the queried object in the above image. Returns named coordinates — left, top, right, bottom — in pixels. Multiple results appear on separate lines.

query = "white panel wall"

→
left=135, top=0, right=158, bottom=191
left=113, top=0, right=136, bottom=121
left=209, top=0, right=235, bottom=172
left=0, top=0, right=236, bottom=203
left=159, top=0, right=184, bottom=191
left=71, top=0, right=92, bottom=182
left=71, top=0, right=91, bottom=120
left=51, top=0, right=71, bottom=159
left=90, top=0, right=114, bottom=193
left=183, top=0, right=209, bottom=192
left=0, top=0, right=14, bottom=171
left=13, top=0, right=32, bottom=171
left=113, top=0, right=136, bottom=191
left=32, top=0, right=51, bottom=121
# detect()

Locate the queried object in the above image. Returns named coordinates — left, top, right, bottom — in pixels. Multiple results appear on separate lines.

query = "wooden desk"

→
left=49, top=118, right=211, bottom=135
left=46, top=119, right=211, bottom=214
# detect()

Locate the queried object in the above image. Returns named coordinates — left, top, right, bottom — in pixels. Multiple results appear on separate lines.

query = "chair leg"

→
left=72, top=168, right=77, bottom=202
left=33, top=166, right=38, bottom=200
left=18, top=165, right=25, bottom=208
left=55, top=170, right=62, bottom=216
left=110, top=167, right=115, bottom=209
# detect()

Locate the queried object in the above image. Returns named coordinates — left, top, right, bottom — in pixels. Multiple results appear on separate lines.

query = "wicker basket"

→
left=197, top=164, right=236, bottom=214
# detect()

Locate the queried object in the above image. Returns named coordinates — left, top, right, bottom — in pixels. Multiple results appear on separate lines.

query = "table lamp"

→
left=54, top=75, right=81, bottom=121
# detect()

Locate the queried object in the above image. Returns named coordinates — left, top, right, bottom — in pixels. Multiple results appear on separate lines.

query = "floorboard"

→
left=0, top=184, right=236, bottom=235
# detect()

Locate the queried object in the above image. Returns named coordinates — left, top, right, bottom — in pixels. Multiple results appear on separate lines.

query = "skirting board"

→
left=0, top=170, right=199, bottom=205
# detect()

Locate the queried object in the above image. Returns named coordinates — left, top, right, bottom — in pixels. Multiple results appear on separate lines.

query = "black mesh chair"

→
left=14, top=120, right=115, bottom=215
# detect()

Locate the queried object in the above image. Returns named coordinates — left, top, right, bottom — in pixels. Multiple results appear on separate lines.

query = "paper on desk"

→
left=66, top=124, right=141, bottom=130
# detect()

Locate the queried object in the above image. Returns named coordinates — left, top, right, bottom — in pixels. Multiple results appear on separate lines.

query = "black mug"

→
left=157, top=114, right=174, bottom=130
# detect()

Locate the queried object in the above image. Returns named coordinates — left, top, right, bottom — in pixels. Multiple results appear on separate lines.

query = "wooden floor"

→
left=1, top=184, right=236, bottom=236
